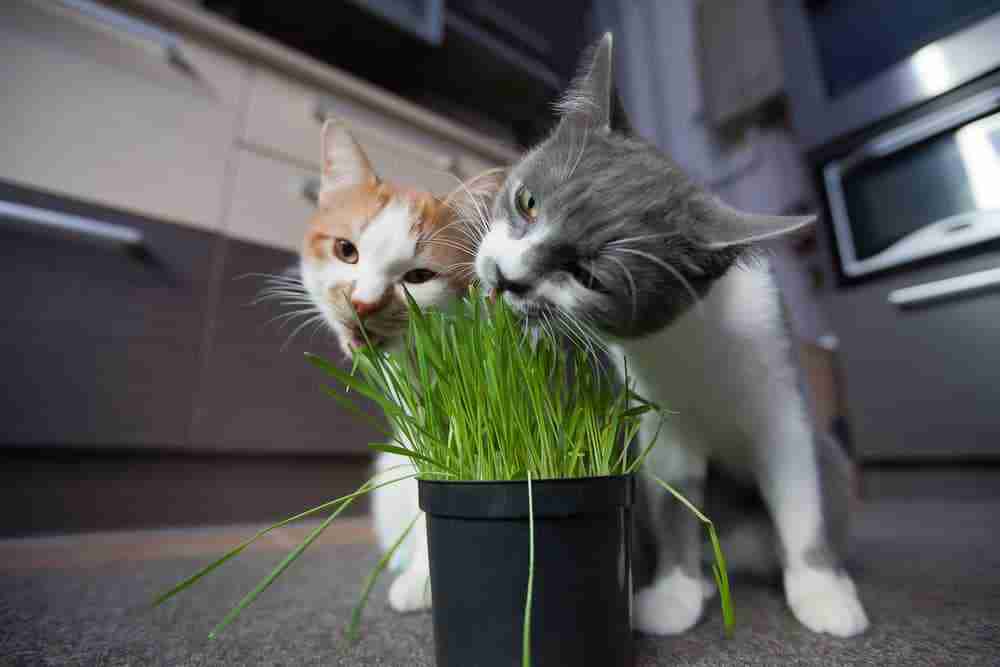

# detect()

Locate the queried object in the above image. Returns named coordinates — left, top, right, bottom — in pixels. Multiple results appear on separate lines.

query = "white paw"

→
left=388, top=570, right=432, bottom=613
left=634, top=570, right=705, bottom=635
left=784, top=568, right=869, bottom=637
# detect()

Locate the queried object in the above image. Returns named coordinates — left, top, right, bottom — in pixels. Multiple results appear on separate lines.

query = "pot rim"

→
left=418, top=472, right=635, bottom=519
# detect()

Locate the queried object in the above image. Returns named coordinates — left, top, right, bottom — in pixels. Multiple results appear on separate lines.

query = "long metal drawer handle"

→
left=54, top=0, right=191, bottom=73
left=889, top=267, right=1000, bottom=308
left=0, top=200, right=144, bottom=248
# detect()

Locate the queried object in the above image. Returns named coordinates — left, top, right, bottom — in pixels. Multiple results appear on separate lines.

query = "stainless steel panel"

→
left=889, top=266, right=1000, bottom=307
left=779, top=4, right=1000, bottom=151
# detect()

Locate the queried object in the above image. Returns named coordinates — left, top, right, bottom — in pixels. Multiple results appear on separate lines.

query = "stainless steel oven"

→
left=823, top=86, right=1000, bottom=278
left=779, top=1, right=1000, bottom=152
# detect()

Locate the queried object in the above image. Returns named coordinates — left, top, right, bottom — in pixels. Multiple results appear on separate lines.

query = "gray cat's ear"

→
left=556, top=32, right=614, bottom=132
left=319, top=119, right=377, bottom=205
left=700, top=198, right=815, bottom=248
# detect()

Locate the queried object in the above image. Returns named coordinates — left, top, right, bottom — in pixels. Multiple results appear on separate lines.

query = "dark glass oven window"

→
left=841, top=111, right=1000, bottom=260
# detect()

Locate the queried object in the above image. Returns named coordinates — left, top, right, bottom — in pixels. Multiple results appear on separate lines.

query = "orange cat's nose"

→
left=351, top=299, right=380, bottom=319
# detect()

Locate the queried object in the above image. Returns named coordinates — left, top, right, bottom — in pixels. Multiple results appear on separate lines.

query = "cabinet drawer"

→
left=827, top=248, right=1000, bottom=460
left=0, top=0, right=248, bottom=231
left=243, top=68, right=491, bottom=195
left=191, top=241, right=385, bottom=453
left=226, top=148, right=318, bottom=252
left=0, top=181, right=217, bottom=449
left=225, top=145, right=475, bottom=253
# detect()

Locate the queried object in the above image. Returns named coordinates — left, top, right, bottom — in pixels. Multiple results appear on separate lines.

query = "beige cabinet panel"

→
left=226, top=143, right=472, bottom=252
left=0, top=0, right=248, bottom=231
left=226, top=148, right=317, bottom=251
left=243, top=67, right=503, bottom=196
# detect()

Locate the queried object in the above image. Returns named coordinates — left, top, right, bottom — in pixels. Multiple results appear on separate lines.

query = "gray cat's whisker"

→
left=611, top=246, right=706, bottom=319
left=420, top=216, right=479, bottom=248
left=604, top=253, right=639, bottom=326
left=564, top=125, right=590, bottom=181
left=605, top=232, right=683, bottom=247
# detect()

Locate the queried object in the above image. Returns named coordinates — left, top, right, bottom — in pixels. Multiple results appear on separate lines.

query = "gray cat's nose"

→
left=494, top=267, right=531, bottom=296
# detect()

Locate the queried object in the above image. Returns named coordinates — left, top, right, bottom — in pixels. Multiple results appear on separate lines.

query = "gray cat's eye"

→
left=514, top=184, right=539, bottom=221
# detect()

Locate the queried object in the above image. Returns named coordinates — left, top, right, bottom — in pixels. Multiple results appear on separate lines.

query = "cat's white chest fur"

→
left=610, top=260, right=805, bottom=473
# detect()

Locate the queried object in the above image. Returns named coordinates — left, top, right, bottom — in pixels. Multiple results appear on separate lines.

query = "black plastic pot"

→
left=418, top=474, right=635, bottom=667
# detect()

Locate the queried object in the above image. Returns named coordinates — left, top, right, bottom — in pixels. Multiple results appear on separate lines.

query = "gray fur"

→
left=487, top=35, right=809, bottom=339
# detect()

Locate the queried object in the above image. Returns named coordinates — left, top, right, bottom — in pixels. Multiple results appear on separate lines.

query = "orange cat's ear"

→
left=319, top=119, right=377, bottom=206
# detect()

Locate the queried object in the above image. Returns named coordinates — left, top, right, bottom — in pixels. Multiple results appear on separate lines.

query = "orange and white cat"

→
left=299, top=119, right=498, bottom=612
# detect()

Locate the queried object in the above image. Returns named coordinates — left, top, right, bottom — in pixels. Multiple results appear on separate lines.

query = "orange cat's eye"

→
left=334, top=238, right=359, bottom=264
left=403, top=268, right=437, bottom=284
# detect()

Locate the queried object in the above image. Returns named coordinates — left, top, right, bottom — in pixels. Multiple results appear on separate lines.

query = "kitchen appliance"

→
left=780, top=0, right=1000, bottom=152
left=824, top=86, right=1000, bottom=278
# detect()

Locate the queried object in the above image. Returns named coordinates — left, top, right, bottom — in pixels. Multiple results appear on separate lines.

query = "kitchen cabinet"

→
left=0, top=0, right=247, bottom=232
left=0, top=181, right=216, bottom=449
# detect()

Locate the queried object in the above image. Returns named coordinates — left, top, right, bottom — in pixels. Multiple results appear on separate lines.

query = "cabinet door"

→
left=0, top=0, right=247, bottom=231
left=190, top=240, right=385, bottom=454
left=0, top=181, right=217, bottom=448
left=827, top=246, right=1000, bottom=461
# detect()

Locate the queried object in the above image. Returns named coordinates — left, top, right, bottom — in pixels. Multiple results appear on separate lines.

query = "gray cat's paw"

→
left=784, top=568, right=869, bottom=637
left=634, top=571, right=705, bottom=635
left=388, top=570, right=432, bottom=613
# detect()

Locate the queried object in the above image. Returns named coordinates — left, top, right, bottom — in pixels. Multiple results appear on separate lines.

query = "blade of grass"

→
left=152, top=474, right=417, bottom=607
left=521, top=471, right=534, bottom=667
left=368, top=443, right=456, bottom=476
left=208, top=504, right=343, bottom=638
left=346, top=512, right=421, bottom=642
left=647, top=472, right=735, bottom=636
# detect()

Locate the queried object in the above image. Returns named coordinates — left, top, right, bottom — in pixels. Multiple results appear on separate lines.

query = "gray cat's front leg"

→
left=757, top=430, right=869, bottom=637
left=635, top=428, right=709, bottom=635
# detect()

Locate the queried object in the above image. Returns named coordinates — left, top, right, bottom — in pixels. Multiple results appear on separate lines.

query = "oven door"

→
left=823, top=86, right=1000, bottom=279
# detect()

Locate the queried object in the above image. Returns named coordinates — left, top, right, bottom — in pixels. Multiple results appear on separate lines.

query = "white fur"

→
left=634, top=568, right=705, bottom=636
left=475, top=219, right=549, bottom=287
left=606, top=263, right=867, bottom=636
left=784, top=567, right=869, bottom=637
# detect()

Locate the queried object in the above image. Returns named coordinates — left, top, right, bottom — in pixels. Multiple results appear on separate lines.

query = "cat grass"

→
left=312, top=286, right=660, bottom=482
left=153, top=286, right=734, bottom=651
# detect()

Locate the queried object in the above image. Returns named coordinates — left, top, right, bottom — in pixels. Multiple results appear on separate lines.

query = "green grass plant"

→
left=154, top=285, right=734, bottom=647
left=308, top=286, right=659, bottom=482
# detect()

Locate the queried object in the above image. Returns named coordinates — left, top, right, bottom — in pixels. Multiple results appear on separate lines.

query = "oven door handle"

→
left=851, top=210, right=1000, bottom=277
left=889, top=266, right=1000, bottom=307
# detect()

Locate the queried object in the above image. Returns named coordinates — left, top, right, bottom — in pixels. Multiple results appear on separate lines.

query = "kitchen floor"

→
left=2, top=500, right=998, bottom=665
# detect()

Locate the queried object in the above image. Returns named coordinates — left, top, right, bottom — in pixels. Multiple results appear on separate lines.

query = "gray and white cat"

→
left=474, top=34, right=869, bottom=637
